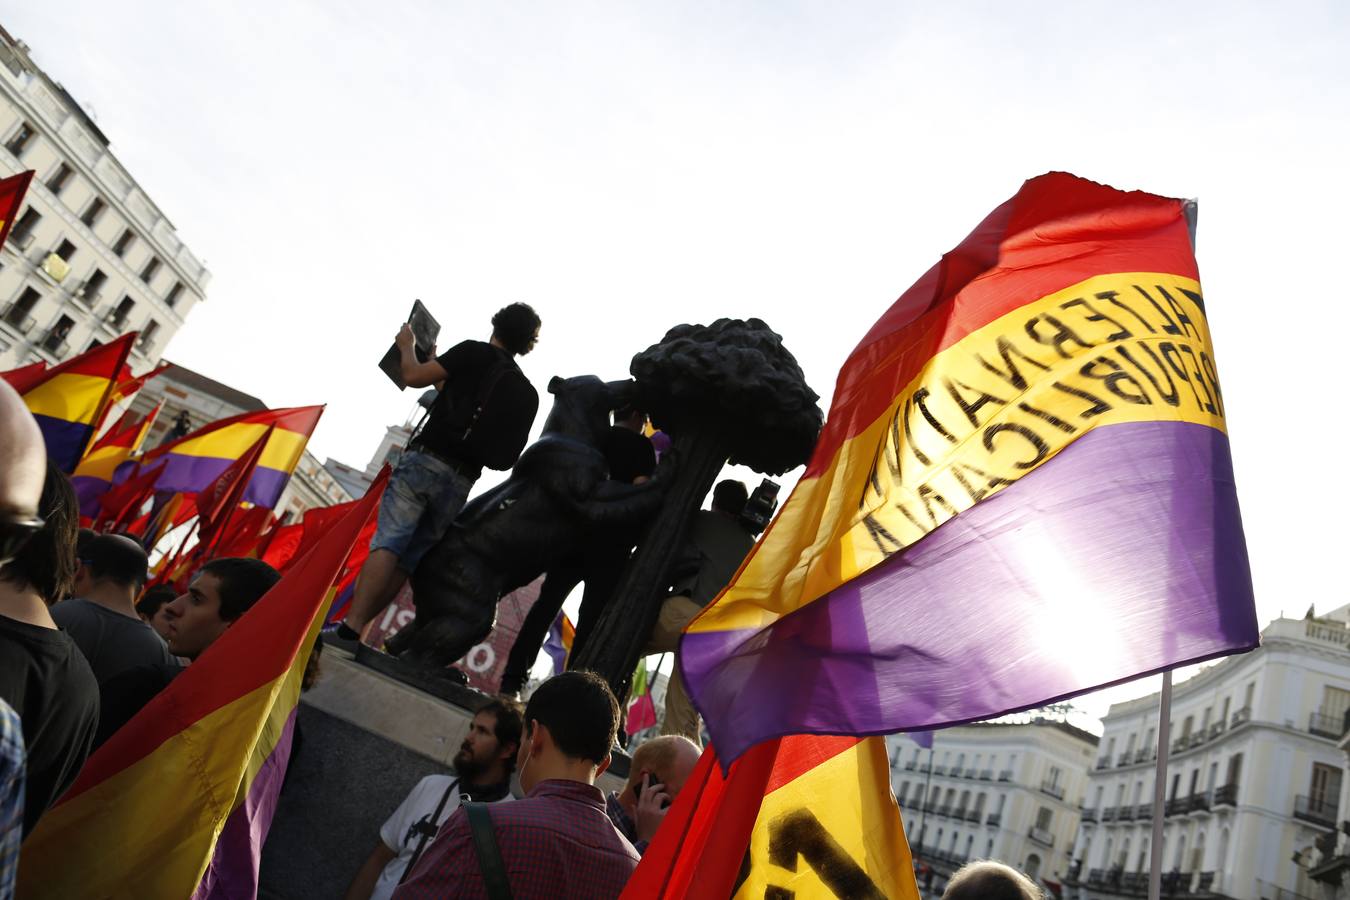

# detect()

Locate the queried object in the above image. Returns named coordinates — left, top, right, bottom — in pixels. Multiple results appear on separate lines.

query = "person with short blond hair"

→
left=943, top=860, right=1041, bottom=900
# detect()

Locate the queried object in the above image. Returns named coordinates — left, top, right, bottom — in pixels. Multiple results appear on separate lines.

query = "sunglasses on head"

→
left=0, top=513, right=44, bottom=566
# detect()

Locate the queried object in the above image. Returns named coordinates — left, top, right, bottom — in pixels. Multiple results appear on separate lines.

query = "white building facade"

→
left=1067, top=613, right=1350, bottom=900
left=888, top=719, right=1098, bottom=892
left=0, top=26, right=208, bottom=370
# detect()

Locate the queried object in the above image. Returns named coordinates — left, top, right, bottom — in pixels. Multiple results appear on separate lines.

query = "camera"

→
left=739, top=478, right=780, bottom=535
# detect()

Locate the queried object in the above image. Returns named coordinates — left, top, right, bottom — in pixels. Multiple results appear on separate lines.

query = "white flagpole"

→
left=1148, top=671, right=1173, bottom=900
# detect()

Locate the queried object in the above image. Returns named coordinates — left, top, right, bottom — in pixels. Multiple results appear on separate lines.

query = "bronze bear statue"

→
left=384, top=374, right=670, bottom=669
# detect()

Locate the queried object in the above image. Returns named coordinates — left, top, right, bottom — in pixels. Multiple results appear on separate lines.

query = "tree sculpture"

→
left=570, top=317, right=823, bottom=707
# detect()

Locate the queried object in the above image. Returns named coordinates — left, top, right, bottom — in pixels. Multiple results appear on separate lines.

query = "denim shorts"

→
left=370, top=451, right=474, bottom=570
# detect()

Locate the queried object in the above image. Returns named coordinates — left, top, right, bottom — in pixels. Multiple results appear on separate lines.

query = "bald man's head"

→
left=626, top=735, right=701, bottom=799
left=0, top=378, right=45, bottom=523
left=943, top=861, right=1041, bottom=900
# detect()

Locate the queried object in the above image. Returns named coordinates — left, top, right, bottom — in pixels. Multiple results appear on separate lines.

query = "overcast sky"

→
left=6, top=2, right=1347, bottom=720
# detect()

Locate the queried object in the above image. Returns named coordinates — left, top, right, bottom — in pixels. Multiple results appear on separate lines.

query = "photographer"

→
left=339, top=303, right=541, bottom=642
left=644, top=479, right=756, bottom=742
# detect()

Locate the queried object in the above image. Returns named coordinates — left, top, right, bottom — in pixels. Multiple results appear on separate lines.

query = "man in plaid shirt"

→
left=394, top=671, right=640, bottom=899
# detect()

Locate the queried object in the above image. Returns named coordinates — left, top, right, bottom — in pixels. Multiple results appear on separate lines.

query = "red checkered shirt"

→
left=392, top=779, right=641, bottom=900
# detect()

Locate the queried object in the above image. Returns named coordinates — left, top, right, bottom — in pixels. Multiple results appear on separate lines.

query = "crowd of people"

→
left=0, top=301, right=1054, bottom=898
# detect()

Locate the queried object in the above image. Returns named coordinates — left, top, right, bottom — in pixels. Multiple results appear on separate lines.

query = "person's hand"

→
left=634, top=773, right=670, bottom=842
left=395, top=323, right=415, bottom=351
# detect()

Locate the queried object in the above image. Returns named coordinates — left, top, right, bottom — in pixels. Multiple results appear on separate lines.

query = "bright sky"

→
left=8, top=2, right=1348, bottom=722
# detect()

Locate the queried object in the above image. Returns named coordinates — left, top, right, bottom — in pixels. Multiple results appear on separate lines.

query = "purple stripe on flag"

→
left=191, top=706, right=297, bottom=899
left=154, top=454, right=292, bottom=508
left=32, top=414, right=92, bottom=473
left=684, top=421, right=1259, bottom=763
left=72, top=474, right=111, bottom=519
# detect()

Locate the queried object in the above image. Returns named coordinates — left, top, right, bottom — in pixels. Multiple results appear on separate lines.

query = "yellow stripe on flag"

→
left=733, top=737, right=918, bottom=900
left=22, top=371, right=112, bottom=423
left=693, top=272, right=1221, bottom=634
left=171, top=422, right=311, bottom=473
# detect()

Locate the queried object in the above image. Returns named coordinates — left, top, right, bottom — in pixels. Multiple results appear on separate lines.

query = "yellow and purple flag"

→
left=71, top=400, right=161, bottom=518
left=5, top=333, right=136, bottom=472
left=683, top=172, right=1260, bottom=762
left=18, top=468, right=387, bottom=899
left=134, top=405, right=324, bottom=509
left=622, top=735, right=917, bottom=900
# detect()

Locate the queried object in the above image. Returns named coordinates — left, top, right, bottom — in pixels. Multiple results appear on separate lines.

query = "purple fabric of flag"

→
left=684, top=421, right=1260, bottom=761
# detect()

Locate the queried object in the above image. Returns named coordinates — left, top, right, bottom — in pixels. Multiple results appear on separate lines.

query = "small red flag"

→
left=95, top=460, right=167, bottom=531
left=0, top=170, right=35, bottom=247
left=196, top=426, right=273, bottom=547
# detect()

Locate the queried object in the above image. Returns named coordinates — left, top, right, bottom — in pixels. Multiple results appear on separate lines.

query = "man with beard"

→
left=344, top=698, right=524, bottom=900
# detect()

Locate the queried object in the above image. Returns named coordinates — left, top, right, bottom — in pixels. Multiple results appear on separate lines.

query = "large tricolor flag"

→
left=622, top=735, right=917, bottom=900
left=683, top=172, right=1260, bottom=762
left=18, top=469, right=387, bottom=899
left=71, top=400, right=162, bottom=518
left=135, top=405, right=324, bottom=508
left=6, top=334, right=136, bottom=472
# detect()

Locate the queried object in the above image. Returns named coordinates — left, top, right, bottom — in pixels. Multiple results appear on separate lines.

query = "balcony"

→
left=936, top=804, right=952, bottom=818
left=985, top=813, right=1001, bottom=828
left=1171, top=736, right=1190, bottom=754
left=1213, top=783, right=1238, bottom=808
left=1040, top=780, right=1066, bottom=800
left=933, top=766, right=947, bottom=776
left=0, top=302, right=36, bottom=333
left=1027, top=826, right=1055, bottom=847
left=1134, top=747, right=1156, bottom=764
left=1207, top=720, right=1227, bottom=740
left=1095, top=756, right=1112, bottom=771
left=963, top=768, right=978, bottom=779
left=1310, top=710, right=1344, bottom=740
left=1101, top=806, right=1119, bottom=822
left=1116, top=753, right=1132, bottom=767
left=40, top=336, right=69, bottom=357
left=902, top=760, right=916, bottom=771
left=953, top=807, right=968, bottom=821
left=1116, top=805, right=1135, bottom=822
left=1188, top=731, right=1208, bottom=748
left=1186, top=791, right=1211, bottom=814
left=1080, top=807, right=1099, bottom=823
left=1295, top=795, right=1340, bottom=829
left=1165, top=797, right=1187, bottom=816
left=1135, top=803, right=1154, bottom=820
left=965, top=809, right=982, bottom=824
left=1231, top=705, right=1252, bottom=727
left=997, top=769, right=1013, bottom=782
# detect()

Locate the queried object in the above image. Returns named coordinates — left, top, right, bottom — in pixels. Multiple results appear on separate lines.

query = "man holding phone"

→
left=605, top=734, right=700, bottom=854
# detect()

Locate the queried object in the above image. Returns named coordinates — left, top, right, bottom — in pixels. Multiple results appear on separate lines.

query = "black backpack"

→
left=458, top=358, right=538, bottom=471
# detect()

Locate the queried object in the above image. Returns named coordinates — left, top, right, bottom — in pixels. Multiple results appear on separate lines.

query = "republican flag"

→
left=542, top=611, right=575, bottom=675
left=621, top=736, right=917, bottom=900
left=109, top=361, right=170, bottom=406
left=682, top=172, right=1260, bottom=762
left=72, top=400, right=161, bottom=518
left=195, top=426, right=273, bottom=549
left=9, top=333, right=135, bottom=471
left=0, top=170, right=34, bottom=246
left=18, top=468, right=387, bottom=899
left=135, top=405, right=323, bottom=508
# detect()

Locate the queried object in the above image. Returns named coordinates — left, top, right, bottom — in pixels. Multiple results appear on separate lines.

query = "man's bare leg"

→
left=343, top=548, right=404, bottom=635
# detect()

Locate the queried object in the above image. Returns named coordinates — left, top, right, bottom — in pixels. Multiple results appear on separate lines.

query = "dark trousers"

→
left=499, top=539, right=631, bottom=693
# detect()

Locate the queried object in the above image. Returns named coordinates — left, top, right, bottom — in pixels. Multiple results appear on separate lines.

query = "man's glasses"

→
left=0, top=513, right=44, bottom=567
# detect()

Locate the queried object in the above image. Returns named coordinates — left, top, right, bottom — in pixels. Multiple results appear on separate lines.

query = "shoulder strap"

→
left=399, top=777, right=459, bottom=885
left=460, top=356, right=517, bottom=441
left=465, top=802, right=514, bottom=900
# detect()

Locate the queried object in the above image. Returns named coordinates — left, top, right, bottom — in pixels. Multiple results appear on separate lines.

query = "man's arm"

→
left=342, top=842, right=397, bottom=900
left=396, top=324, right=448, bottom=389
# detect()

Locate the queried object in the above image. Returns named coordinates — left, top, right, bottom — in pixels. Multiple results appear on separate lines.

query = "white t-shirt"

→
left=371, top=774, right=514, bottom=900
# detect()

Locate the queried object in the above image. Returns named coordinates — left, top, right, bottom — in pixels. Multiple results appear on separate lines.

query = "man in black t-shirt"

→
left=340, top=303, right=543, bottom=641
left=0, top=426, right=99, bottom=835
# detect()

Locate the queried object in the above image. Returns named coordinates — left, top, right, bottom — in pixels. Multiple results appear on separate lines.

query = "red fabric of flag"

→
left=96, top=460, right=166, bottom=531
left=260, top=523, right=304, bottom=572
left=0, top=359, right=48, bottom=394
left=0, top=170, right=34, bottom=247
